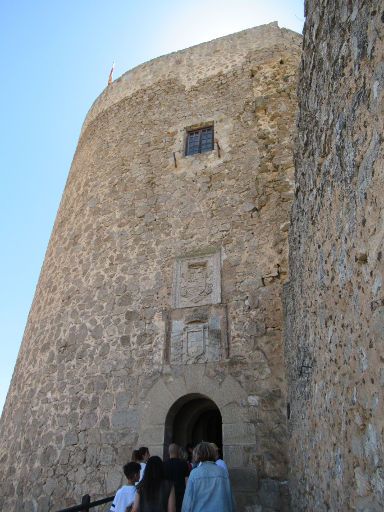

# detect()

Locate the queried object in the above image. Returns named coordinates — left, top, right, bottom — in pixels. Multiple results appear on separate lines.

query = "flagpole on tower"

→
left=108, top=62, right=115, bottom=85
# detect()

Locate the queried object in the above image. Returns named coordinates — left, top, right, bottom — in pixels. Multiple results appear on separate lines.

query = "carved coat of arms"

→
left=180, top=262, right=213, bottom=305
left=186, top=323, right=207, bottom=357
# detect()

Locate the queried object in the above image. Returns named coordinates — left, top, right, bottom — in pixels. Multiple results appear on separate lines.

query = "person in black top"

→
left=185, top=444, right=194, bottom=464
left=163, top=444, right=190, bottom=512
left=132, top=456, right=175, bottom=512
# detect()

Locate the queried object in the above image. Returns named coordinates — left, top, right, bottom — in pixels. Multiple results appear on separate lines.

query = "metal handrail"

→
left=56, top=493, right=114, bottom=512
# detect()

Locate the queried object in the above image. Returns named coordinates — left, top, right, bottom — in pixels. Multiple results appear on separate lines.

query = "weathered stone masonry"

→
left=285, top=2, right=384, bottom=511
left=0, top=24, right=301, bottom=511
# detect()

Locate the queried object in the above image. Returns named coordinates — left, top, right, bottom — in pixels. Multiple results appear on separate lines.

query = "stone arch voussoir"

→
left=137, top=371, right=254, bottom=467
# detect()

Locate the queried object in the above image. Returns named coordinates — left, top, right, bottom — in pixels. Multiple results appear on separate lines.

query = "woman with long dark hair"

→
left=132, top=455, right=176, bottom=512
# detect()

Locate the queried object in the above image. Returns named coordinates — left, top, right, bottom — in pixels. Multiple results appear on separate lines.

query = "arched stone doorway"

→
left=163, top=393, right=222, bottom=459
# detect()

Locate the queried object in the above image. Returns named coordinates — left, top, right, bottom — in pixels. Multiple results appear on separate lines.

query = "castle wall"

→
left=0, top=24, right=301, bottom=511
left=286, top=2, right=384, bottom=511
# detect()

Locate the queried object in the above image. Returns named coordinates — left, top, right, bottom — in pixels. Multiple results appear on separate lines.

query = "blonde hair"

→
left=193, top=442, right=216, bottom=462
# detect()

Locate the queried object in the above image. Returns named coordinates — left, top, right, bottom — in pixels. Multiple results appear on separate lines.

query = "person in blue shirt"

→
left=211, top=442, right=229, bottom=477
left=181, top=442, right=235, bottom=512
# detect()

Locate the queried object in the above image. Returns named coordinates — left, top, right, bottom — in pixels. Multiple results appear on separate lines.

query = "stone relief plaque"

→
left=172, top=251, right=221, bottom=308
left=185, top=322, right=208, bottom=359
left=168, top=305, right=227, bottom=365
left=181, top=262, right=212, bottom=304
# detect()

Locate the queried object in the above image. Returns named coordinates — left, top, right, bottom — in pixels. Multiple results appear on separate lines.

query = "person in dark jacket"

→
left=163, top=444, right=190, bottom=512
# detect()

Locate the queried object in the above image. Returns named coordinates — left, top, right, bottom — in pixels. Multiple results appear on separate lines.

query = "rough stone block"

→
left=229, top=468, right=258, bottom=491
left=138, top=425, right=165, bottom=446
left=223, top=422, right=255, bottom=445
left=105, top=468, right=123, bottom=494
left=64, top=432, right=78, bottom=446
left=219, top=375, right=247, bottom=407
left=111, top=409, right=139, bottom=430
left=224, top=445, right=246, bottom=468
left=258, top=478, right=281, bottom=510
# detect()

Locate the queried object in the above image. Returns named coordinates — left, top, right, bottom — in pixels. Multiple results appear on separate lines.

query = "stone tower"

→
left=0, top=24, right=301, bottom=511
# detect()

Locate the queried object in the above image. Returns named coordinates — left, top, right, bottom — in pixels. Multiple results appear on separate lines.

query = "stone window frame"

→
left=184, top=121, right=214, bottom=156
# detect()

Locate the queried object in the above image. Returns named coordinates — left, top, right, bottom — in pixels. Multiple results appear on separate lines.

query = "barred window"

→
left=185, top=126, right=214, bottom=156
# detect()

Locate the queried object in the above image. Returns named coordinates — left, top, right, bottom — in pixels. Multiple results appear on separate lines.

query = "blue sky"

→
left=0, top=0, right=304, bottom=414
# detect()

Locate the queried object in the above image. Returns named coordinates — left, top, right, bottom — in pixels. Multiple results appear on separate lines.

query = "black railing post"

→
left=81, top=494, right=91, bottom=512
left=56, top=493, right=114, bottom=512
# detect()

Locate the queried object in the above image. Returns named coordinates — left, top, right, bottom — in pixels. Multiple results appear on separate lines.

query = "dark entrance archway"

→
left=163, top=394, right=222, bottom=459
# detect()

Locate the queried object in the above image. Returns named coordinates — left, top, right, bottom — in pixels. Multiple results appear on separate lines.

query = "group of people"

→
left=110, top=442, right=235, bottom=512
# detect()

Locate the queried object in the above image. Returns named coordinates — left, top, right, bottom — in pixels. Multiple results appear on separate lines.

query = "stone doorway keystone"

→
left=163, top=393, right=222, bottom=459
